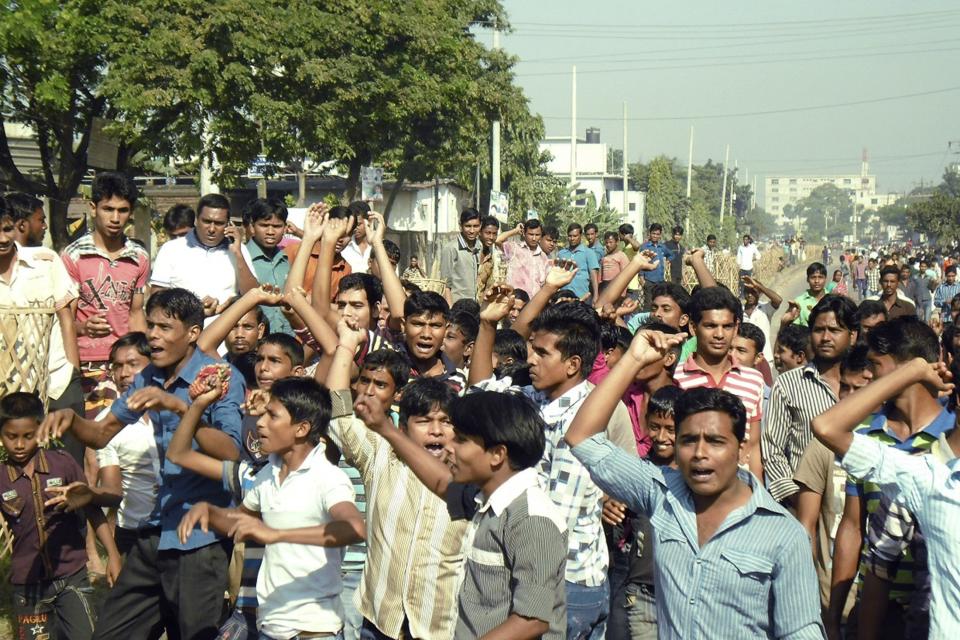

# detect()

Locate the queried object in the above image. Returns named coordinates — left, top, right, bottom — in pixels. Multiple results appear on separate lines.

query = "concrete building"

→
left=763, top=151, right=900, bottom=226
left=539, top=129, right=645, bottom=230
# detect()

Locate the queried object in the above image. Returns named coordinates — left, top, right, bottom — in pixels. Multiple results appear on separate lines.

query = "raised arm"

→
left=312, top=216, right=353, bottom=326
left=512, top=260, right=577, bottom=339
left=367, top=212, right=405, bottom=329
left=469, top=286, right=516, bottom=386
left=742, top=275, right=783, bottom=310
left=683, top=248, right=716, bottom=288
left=197, top=286, right=283, bottom=355
left=496, top=223, right=523, bottom=248
left=353, top=394, right=453, bottom=498
left=225, top=224, right=259, bottom=294
left=165, top=379, right=229, bottom=481
left=284, top=286, right=338, bottom=357
left=595, top=250, right=659, bottom=309
left=324, top=319, right=367, bottom=390
left=565, top=330, right=682, bottom=448
left=813, top=357, right=949, bottom=456
left=285, top=204, right=327, bottom=294
left=39, top=408, right=127, bottom=450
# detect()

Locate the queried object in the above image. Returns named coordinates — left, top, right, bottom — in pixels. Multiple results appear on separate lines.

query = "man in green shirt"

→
left=783, top=262, right=828, bottom=327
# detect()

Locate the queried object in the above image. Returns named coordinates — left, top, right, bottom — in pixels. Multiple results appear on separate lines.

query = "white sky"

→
left=498, top=1, right=960, bottom=198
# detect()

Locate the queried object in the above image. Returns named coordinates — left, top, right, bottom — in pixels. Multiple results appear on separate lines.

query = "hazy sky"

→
left=497, top=1, right=960, bottom=201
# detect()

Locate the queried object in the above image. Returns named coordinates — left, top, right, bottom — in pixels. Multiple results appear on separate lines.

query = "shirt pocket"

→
left=1, top=496, right=25, bottom=519
left=719, top=549, right=775, bottom=600
left=460, top=546, right=510, bottom=609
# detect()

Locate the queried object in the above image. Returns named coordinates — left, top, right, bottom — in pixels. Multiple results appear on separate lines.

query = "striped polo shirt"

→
left=673, top=355, right=765, bottom=425
left=329, top=390, right=468, bottom=640
left=845, top=406, right=954, bottom=605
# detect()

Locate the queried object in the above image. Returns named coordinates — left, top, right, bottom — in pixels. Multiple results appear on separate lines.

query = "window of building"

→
left=789, top=178, right=797, bottom=184
left=771, top=179, right=779, bottom=185
left=772, top=197, right=780, bottom=203
left=790, top=187, right=796, bottom=193
left=628, top=203, right=636, bottom=212
left=871, top=198, right=878, bottom=205
left=575, top=189, right=587, bottom=206
left=844, top=178, right=851, bottom=184
left=771, top=187, right=779, bottom=193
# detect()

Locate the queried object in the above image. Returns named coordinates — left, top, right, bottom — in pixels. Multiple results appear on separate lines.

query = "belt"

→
left=298, top=633, right=338, bottom=639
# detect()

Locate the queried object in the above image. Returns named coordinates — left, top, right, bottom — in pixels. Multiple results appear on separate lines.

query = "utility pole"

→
left=570, top=66, right=577, bottom=187
left=622, top=101, right=628, bottom=218
left=719, top=144, right=730, bottom=225
left=729, top=159, right=737, bottom=218
left=491, top=27, right=501, bottom=196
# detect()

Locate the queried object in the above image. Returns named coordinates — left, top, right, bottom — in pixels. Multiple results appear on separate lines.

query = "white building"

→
left=763, top=152, right=900, bottom=225
left=539, top=129, right=645, bottom=229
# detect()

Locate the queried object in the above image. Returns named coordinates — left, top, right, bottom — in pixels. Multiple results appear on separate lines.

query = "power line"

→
left=517, top=40, right=958, bottom=71
left=538, top=85, right=960, bottom=121
left=518, top=45, right=960, bottom=77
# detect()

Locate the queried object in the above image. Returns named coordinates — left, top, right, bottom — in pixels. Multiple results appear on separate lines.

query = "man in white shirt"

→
left=340, top=201, right=372, bottom=274
left=736, top=235, right=761, bottom=297
left=150, top=194, right=258, bottom=318
left=94, top=333, right=160, bottom=555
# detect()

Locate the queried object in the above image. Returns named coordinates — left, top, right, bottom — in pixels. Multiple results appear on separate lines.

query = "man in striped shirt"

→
left=567, top=329, right=824, bottom=640
left=819, top=317, right=952, bottom=640
left=763, top=295, right=858, bottom=504
left=932, top=265, right=960, bottom=323
left=813, top=353, right=960, bottom=639
left=673, top=286, right=765, bottom=480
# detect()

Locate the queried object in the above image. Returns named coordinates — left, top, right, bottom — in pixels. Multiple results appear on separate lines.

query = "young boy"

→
left=179, top=376, right=363, bottom=640
left=241, top=198, right=292, bottom=335
left=353, top=389, right=568, bottom=639
left=783, top=262, right=828, bottom=327
left=443, top=310, right=478, bottom=373
left=61, top=172, right=149, bottom=418
left=327, top=324, right=468, bottom=640
left=773, top=323, right=810, bottom=374
left=36, top=288, right=245, bottom=639
left=1, top=392, right=120, bottom=640
left=601, top=231, right=630, bottom=291
left=606, top=385, right=682, bottom=640
left=399, top=291, right=464, bottom=391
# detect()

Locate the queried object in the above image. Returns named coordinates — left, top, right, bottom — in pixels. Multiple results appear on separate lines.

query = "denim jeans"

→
left=13, top=569, right=96, bottom=640
left=217, top=608, right=257, bottom=640
left=341, top=571, right=363, bottom=640
left=566, top=580, right=609, bottom=640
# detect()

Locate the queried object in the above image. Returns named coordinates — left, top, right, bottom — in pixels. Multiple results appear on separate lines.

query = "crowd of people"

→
left=0, top=171, right=957, bottom=640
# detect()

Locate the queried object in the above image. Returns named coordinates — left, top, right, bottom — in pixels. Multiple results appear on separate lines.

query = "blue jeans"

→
left=341, top=571, right=363, bottom=640
left=217, top=608, right=258, bottom=640
left=566, top=580, right=609, bottom=640
left=13, top=569, right=96, bottom=640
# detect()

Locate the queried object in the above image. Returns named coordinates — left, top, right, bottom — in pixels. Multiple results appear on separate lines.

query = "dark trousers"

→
left=13, top=569, right=96, bottom=640
left=114, top=526, right=139, bottom=556
left=48, top=369, right=86, bottom=466
left=93, top=528, right=231, bottom=640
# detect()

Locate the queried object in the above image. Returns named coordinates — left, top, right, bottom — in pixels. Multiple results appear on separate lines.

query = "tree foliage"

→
left=0, top=0, right=110, bottom=246
left=791, top=183, right=853, bottom=240
left=906, top=168, right=960, bottom=243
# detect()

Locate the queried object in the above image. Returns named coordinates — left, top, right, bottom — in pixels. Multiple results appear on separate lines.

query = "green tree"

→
left=0, top=0, right=111, bottom=247
left=793, top=183, right=853, bottom=240
left=645, top=155, right=682, bottom=228
left=905, top=168, right=960, bottom=242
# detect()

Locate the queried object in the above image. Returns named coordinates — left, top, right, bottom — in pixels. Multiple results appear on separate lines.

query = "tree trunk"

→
left=383, top=170, right=407, bottom=225
left=48, top=195, right=72, bottom=251
left=297, top=170, right=307, bottom=206
left=345, top=157, right=363, bottom=203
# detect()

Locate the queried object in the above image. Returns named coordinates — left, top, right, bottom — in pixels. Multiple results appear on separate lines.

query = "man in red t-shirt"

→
left=61, top=173, right=149, bottom=418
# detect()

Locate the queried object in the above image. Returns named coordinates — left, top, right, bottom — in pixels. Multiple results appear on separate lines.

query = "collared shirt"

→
left=400, top=345, right=466, bottom=395
left=639, top=241, right=673, bottom=283
left=601, top=251, right=630, bottom=283
left=111, top=348, right=245, bottom=550
left=557, top=244, right=599, bottom=299
left=243, top=240, right=292, bottom=335
left=792, top=290, right=825, bottom=327
left=866, top=268, right=881, bottom=292
left=700, top=245, right=717, bottom=274
left=282, top=241, right=351, bottom=302
left=845, top=406, right=954, bottom=605
left=502, top=240, right=549, bottom=296
left=0, top=245, right=78, bottom=400
left=341, top=239, right=372, bottom=274
left=744, top=304, right=775, bottom=364
left=572, top=435, right=824, bottom=639
left=843, top=433, right=960, bottom=638
left=94, top=407, right=159, bottom=530
left=328, top=391, right=468, bottom=640
left=439, top=234, right=480, bottom=302
left=933, top=282, right=960, bottom=322
left=673, top=356, right=765, bottom=426
left=244, top=443, right=355, bottom=637
left=586, top=241, right=606, bottom=265
left=763, top=363, right=838, bottom=501
left=469, top=378, right=612, bottom=587
left=0, top=450, right=88, bottom=584
left=447, top=468, right=567, bottom=640
left=61, top=233, right=150, bottom=362
left=865, top=294, right=917, bottom=320
left=150, top=229, right=250, bottom=304
left=222, top=459, right=264, bottom=610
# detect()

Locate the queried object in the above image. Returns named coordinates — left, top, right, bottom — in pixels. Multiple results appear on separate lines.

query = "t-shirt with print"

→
left=61, top=234, right=150, bottom=362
